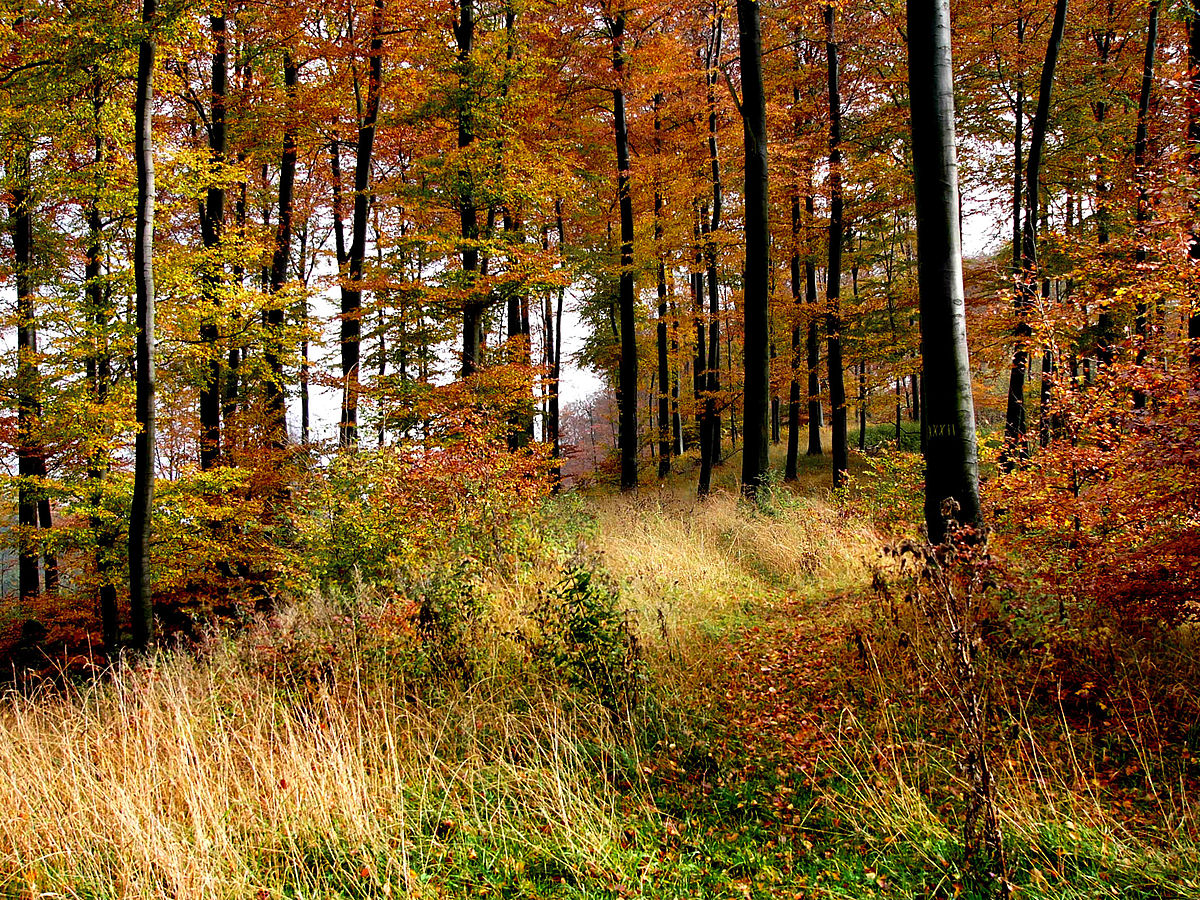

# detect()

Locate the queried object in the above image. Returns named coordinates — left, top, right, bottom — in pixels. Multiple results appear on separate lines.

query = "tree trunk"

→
left=198, top=12, right=226, bottom=470
left=550, top=201, right=565, bottom=483
left=11, top=159, right=38, bottom=604
left=858, top=361, right=867, bottom=450
left=130, top=0, right=158, bottom=649
left=825, top=3, right=849, bottom=488
left=611, top=6, right=638, bottom=491
left=738, top=0, right=770, bottom=499
left=86, top=74, right=119, bottom=647
left=908, top=0, right=984, bottom=542
left=698, top=16, right=724, bottom=497
left=806, top=194, right=823, bottom=457
left=339, top=0, right=384, bottom=449
left=1131, top=0, right=1160, bottom=408
left=1002, top=0, right=1067, bottom=470
left=266, top=50, right=298, bottom=447
left=785, top=186, right=803, bottom=481
left=654, top=95, right=671, bottom=478
left=1189, top=4, right=1200, bottom=356
left=692, top=212, right=706, bottom=451
left=457, top=0, right=484, bottom=375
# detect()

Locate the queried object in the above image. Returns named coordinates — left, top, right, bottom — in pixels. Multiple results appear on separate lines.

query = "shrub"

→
left=528, top=561, right=643, bottom=719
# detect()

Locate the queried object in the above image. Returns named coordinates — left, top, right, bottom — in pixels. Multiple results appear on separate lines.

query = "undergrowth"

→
left=3, top=445, right=1199, bottom=898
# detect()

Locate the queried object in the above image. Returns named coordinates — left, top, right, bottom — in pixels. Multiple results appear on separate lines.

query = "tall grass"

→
left=0, top=643, right=639, bottom=898
left=0, top=481, right=878, bottom=898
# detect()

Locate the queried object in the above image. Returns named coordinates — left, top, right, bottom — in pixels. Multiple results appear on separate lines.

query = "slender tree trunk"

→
left=692, top=212, right=706, bottom=451
left=198, top=12, right=226, bottom=470
left=1012, top=15, right=1025, bottom=277
left=1131, top=0, right=1160, bottom=408
left=339, top=0, right=384, bottom=449
left=266, top=50, right=297, bottom=447
left=698, top=17, right=724, bottom=497
left=908, top=0, right=985, bottom=542
left=858, top=361, right=867, bottom=450
left=86, top=74, right=118, bottom=647
left=610, top=6, right=638, bottom=490
left=1002, top=0, right=1067, bottom=470
left=130, top=0, right=158, bottom=649
left=825, top=4, right=848, bottom=488
left=785, top=186, right=803, bottom=481
left=1189, top=5, right=1200, bottom=355
left=457, top=0, right=483, bottom=375
left=738, top=0, right=770, bottom=498
left=12, top=162, right=40, bottom=603
left=550, top=201, right=565, bottom=482
left=671, top=304, right=683, bottom=455
left=806, top=195, right=823, bottom=457
left=654, top=95, right=671, bottom=478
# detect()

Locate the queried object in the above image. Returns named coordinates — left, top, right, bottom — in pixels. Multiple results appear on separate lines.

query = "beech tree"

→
left=130, top=0, right=158, bottom=649
left=737, top=0, right=770, bottom=498
left=908, top=0, right=982, bottom=540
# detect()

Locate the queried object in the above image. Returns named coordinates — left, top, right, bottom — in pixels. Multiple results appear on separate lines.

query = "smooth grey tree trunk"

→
left=908, top=0, right=984, bottom=541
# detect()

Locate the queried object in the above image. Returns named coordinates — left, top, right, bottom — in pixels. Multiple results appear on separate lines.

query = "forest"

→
left=0, top=0, right=1198, bottom=895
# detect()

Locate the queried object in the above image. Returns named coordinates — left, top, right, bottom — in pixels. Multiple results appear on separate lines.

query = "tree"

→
left=197, top=10, right=226, bottom=470
left=129, top=0, right=158, bottom=649
left=608, top=2, right=638, bottom=491
left=1001, top=0, right=1066, bottom=470
left=338, top=0, right=385, bottom=449
left=907, top=0, right=983, bottom=541
left=737, top=0, right=770, bottom=498
left=697, top=8, right=724, bottom=498
left=825, top=1, right=848, bottom=489
left=265, top=49, right=298, bottom=447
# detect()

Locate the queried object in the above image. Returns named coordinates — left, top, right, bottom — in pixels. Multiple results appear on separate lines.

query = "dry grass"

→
left=592, top=485, right=878, bottom=635
left=0, top=458, right=890, bottom=899
left=0, top=644, right=638, bottom=898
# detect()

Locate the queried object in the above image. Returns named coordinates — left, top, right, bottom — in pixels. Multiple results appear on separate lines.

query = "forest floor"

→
left=3, top=444, right=1200, bottom=898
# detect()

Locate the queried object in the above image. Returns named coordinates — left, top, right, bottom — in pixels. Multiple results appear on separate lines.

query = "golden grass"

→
left=0, top=646, right=636, bottom=898
left=0, top=459, right=885, bottom=898
left=592, top=484, right=878, bottom=635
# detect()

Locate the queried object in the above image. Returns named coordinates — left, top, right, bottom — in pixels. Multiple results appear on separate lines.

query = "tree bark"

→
left=198, top=12, right=226, bottom=470
left=806, top=195, right=823, bottom=457
left=266, top=50, right=298, bottom=446
left=130, top=0, right=158, bottom=649
left=654, top=95, right=672, bottom=478
left=1131, top=0, right=1159, bottom=408
left=825, top=3, right=848, bottom=489
left=785, top=186, right=803, bottom=481
left=611, top=5, right=638, bottom=491
left=339, top=0, right=384, bottom=449
left=458, top=0, right=484, bottom=376
left=86, top=73, right=119, bottom=648
left=698, top=16, right=724, bottom=497
left=1189, top=4, right=1200, bottom=356
left=738, top=0, right=770, bottom=499
left=908, top=0, right=984, bottom=542
left=1002, top=0, right=1067, bottom=470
